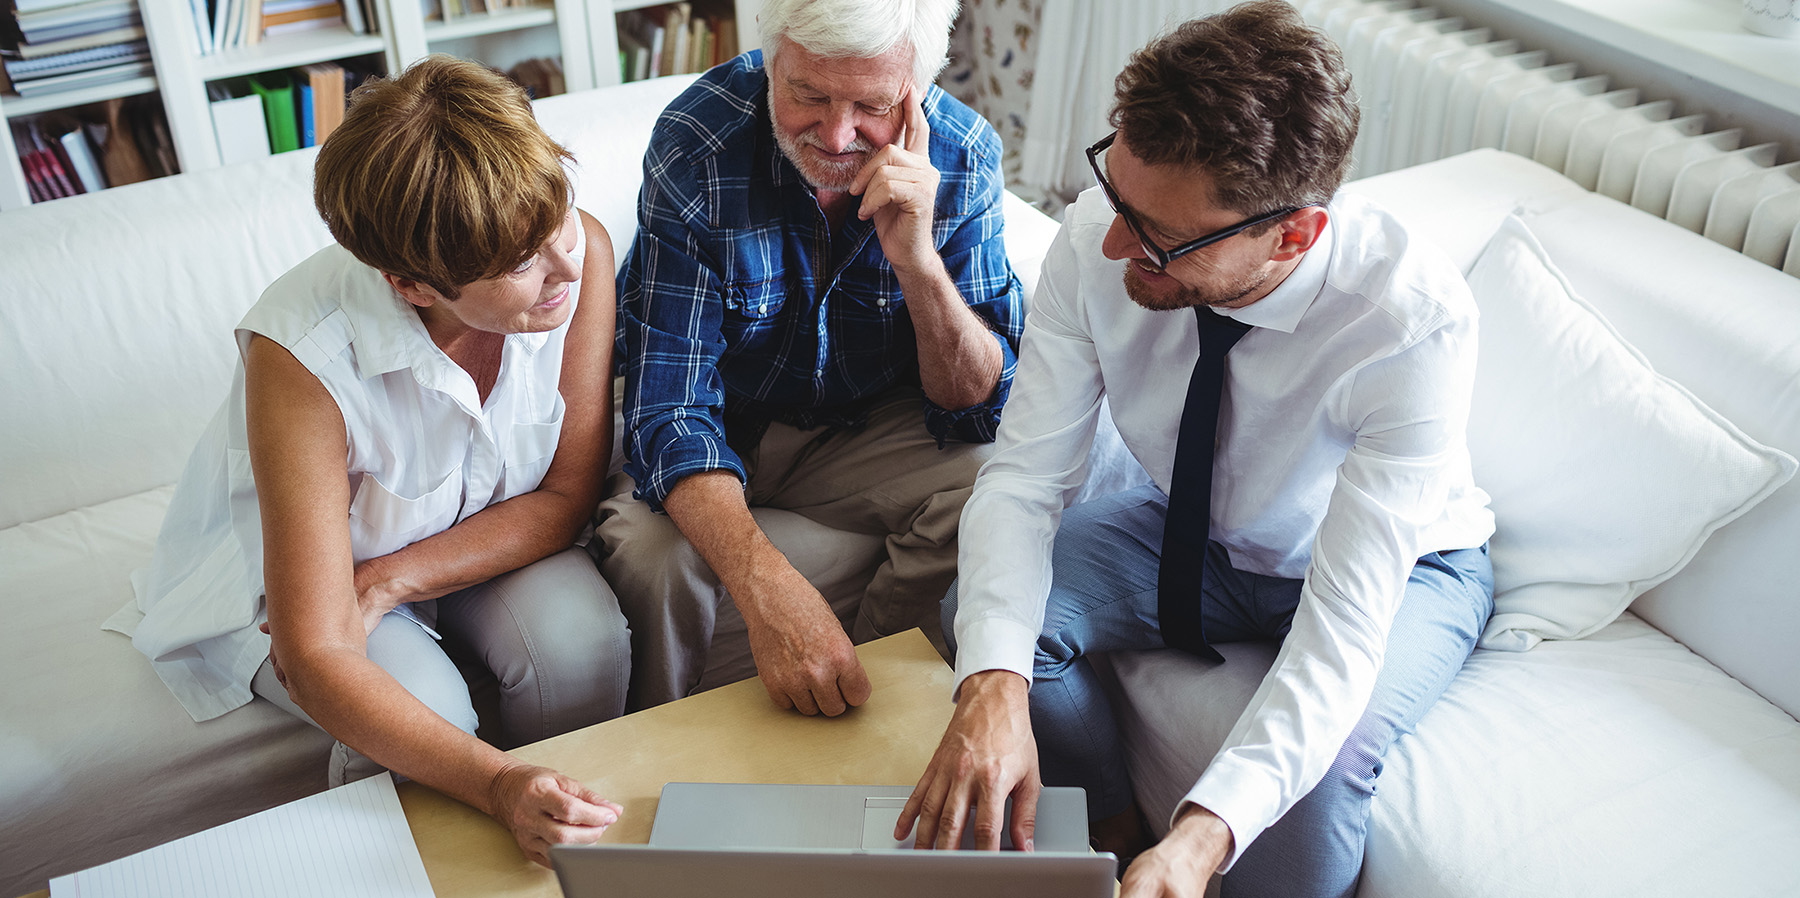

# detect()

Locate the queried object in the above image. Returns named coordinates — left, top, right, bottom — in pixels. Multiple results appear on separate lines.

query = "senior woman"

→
left=120, top=55, right=629, bottom=865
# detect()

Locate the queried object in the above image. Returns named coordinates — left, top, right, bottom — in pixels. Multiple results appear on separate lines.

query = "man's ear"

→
left=1270, top=206, right=1330, bottom=262
left=383, top=272, right=441, bottom=309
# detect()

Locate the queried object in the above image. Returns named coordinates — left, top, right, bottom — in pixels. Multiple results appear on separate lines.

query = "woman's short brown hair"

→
left=1110, top=0, right=1359, bottom=216
left=313, top=54, right=573, bottom=298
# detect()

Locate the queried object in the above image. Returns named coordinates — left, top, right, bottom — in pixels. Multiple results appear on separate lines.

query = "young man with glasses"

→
left=899, top=4, right=1497, bottom=897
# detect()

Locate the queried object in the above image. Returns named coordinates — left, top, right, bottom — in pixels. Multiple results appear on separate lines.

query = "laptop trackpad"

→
left=861, top=797, right=1015, bottom=850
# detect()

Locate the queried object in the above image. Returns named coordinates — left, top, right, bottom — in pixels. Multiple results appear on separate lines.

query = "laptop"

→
left=551, top=782, right=1118, bottom=898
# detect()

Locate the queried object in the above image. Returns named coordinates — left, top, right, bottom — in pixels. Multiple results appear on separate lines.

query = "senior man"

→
left=900, top=4, right=1497, bottom=898
left=597, top=0, right=1022, bottom=717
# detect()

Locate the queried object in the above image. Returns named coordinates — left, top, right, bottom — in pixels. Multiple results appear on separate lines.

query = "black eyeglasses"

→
left=1086, top=131, right=1302, bottom=270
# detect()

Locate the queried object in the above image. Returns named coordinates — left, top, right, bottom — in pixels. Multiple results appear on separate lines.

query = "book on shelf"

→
left=296, top=78, right=313, bottom=145
left=3, top=38, right=150, bottom=77
left=298, top=60, right=345, bottom=143
left=208, top=82, right=272, bottom=165
left=9, top=59, right=151, bottom=95
left=127, top=96, right=174, bottom=178
left=13, top=120, right=83, bottom=198
left=92, top=96, right=154, bottom=184
left=3, top=23, right=144, bottom=59
left=340, top=0, right=366, bottom=34
left=506, top=56, right=562, bottom=99
left=12, top=0, right=142, bottom=45
left=260, top=0, right=342, bottom=37
left=664, top=3, right=690, bottom=79
left=56, top=120, right=107, bottom=192
left=249, top=70, right=299, bottom=153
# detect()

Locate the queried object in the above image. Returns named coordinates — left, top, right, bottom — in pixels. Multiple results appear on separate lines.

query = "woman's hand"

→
left=350, top=555, right=415, bottom=635
left=487, top=762, right=623, bottom=867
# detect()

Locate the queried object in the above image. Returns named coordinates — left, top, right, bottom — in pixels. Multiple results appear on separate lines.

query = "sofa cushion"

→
left=0, top=489, right=332, bottom=896
left=0, top=148, right=329, bottom=532
left=1351, top=150, right=1800, bottom=720
left=1361, top=614, right=1800, bottom=898
left=1106, top=614, right=1800, bottom=897
left=1463, top=216, right=1795, bottom=651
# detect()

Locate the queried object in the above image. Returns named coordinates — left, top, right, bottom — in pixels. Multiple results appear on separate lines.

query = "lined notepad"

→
left=50, top=772, right=435, bottom=897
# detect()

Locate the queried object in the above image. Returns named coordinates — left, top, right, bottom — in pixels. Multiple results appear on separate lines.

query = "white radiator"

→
left=1298, top=0, right=1800, bottom=278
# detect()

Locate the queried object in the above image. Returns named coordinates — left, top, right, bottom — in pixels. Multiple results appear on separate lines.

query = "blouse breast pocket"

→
left=347, top=466, right=465, bottom=561
left=498, top=417, right=564, bottom=501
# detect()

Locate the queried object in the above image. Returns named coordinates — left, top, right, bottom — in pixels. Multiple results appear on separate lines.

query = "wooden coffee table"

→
left=398, top=628, right=954, bottom=897
left=24, top=629, right=954, bottom=898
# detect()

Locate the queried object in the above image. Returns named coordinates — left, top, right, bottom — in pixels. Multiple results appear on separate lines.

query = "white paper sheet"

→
left=49, top=772, right=435, bottom=897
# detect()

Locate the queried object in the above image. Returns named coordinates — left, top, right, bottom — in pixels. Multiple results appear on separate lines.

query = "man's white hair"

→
left=759, top=0, right=961, bottom=89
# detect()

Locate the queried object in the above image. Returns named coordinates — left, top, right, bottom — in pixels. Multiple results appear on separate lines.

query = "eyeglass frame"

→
left=1085, top=131, right=1306, bottom=270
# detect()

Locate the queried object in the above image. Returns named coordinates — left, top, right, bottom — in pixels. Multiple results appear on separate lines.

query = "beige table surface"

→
left=26, top=629, right=955, bottom=898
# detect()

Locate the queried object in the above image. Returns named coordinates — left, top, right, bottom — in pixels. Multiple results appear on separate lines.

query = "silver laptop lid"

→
left=551, top=845, right=1118, bottom=898
left=648, top=782, right=1091, bottom=852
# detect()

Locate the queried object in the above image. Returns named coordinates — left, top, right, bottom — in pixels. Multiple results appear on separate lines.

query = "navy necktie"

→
left=1158, top=307, right=1252, bottom=662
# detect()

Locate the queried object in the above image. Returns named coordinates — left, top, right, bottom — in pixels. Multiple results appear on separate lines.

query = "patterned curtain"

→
left=943, top=0, right=1240, bottom=216
left=941, top=0, right=1044, bottom=200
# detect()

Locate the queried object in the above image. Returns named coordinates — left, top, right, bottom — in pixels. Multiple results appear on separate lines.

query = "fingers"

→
left=969, top=781, right=1006, bottom=851
left=550, top=776, right=622, bottom=828
left=931, top=771, right=975, bottom=850
left=910, top=772, right=949, bottom=849
left=903, top=84, right=930, bottom=156
left=1009, top=777, right=1039, bottom=853
left=502, top=770, right=623, bottom=867
left=855, top=165, right=935, bottom=221
left=898, top=770, right=933, bottom=841
left=789, top=682, right=822, bottom=716
left=840, top=661, right=872, bottom=709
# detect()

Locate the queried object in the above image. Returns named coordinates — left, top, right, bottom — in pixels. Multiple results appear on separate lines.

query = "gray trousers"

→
left=594, top=388, right=993, bottom=710
left=253, top=547, right=631, bottom=786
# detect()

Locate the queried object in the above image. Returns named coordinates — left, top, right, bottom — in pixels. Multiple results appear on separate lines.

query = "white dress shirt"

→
left=952, top=188, right=1494, bottom=868
left=114, top=229, right=584, bottom=723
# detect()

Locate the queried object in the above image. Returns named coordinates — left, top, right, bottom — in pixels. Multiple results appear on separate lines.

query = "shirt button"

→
left=758, top=302, right=768, bottom=314
left=815, top=368, right=824, bottom=378
left=876, top=297, right=888, bottom=308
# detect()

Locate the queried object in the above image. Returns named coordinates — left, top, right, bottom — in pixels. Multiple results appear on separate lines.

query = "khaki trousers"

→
left=595, top=388, right=992, bottom=710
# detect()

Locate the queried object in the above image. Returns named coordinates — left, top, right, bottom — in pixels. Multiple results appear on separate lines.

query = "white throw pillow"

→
left=1466, top=215, right=1796, bottom=651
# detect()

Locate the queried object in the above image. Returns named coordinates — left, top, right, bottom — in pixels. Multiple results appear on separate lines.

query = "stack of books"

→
left=616, top=1, right=737, bottom=84
left=10, top=95, right=172, bottom=202
left=192, top=0, right=372, bottom=55
left=206, top=60, right=356, bottom=165
left=1, top=0, right=151, bottom=99
left=421, top=0, right=539, bottom=23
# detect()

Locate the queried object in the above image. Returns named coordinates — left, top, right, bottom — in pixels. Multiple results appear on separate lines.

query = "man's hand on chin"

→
left=1118, top=804, right=1233, bottom=898
left=740, top=572, right=871, bottom=717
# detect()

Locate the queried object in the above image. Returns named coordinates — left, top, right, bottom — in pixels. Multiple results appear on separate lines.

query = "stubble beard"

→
left=771, top=108, right=873, bottom=192
left=1121, top=260, right=1269, bottom=312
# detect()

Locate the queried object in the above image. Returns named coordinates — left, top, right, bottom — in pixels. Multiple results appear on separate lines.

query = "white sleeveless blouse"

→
left=116, top=225, right=585, bottom=722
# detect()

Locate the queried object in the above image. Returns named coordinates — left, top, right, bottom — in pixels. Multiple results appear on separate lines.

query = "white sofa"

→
left=3, top=69, right=1797, bottom=898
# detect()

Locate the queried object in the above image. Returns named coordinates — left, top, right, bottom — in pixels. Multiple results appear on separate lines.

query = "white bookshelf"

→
left=1, top=0, right=604, bottom=211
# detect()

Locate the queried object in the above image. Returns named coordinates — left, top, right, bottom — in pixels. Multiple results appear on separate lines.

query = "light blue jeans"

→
left=254, top=547, right=631, bottom=786
left=943, top=485, right=1493, bottom=898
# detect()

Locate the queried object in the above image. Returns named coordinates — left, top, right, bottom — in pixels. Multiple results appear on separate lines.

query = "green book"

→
left=250, top=71, right=300, bottom=154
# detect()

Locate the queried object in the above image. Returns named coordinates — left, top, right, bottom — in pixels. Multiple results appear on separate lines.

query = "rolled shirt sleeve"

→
left=919, top=133, right=1025, bottom=445
left=618, top=135, right=744, bottom=512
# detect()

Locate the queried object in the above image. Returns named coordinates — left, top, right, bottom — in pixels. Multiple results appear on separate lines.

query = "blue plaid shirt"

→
left=617, top=51, right=1024, bottom=512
